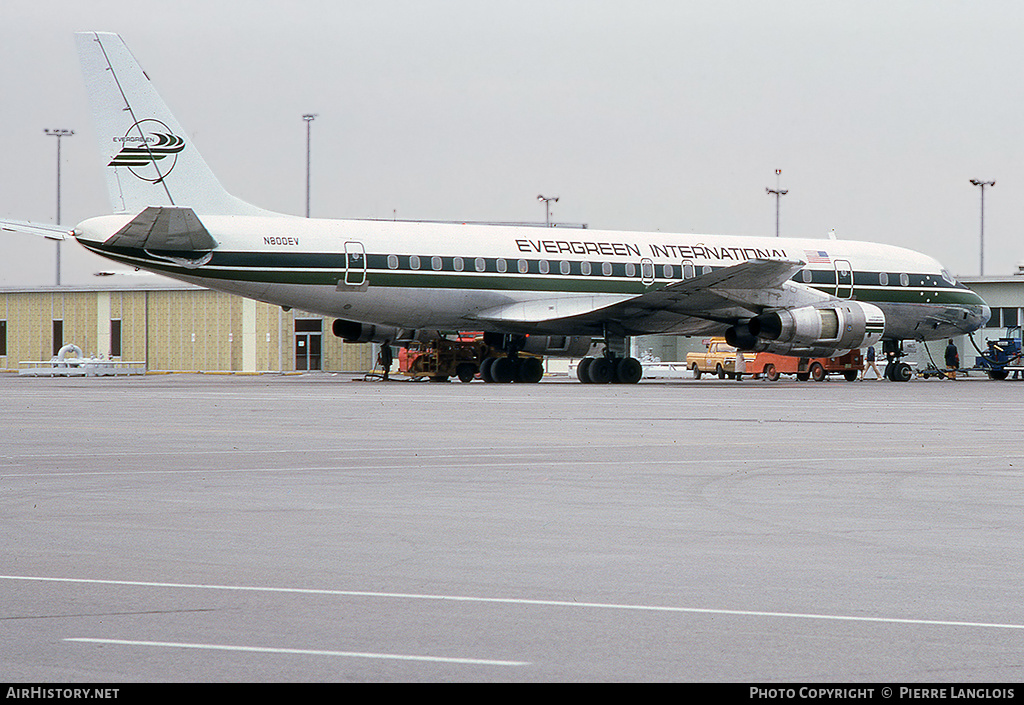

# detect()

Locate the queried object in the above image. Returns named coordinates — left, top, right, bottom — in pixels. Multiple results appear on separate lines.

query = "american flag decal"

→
left=804, top=250, right=831, bottom=264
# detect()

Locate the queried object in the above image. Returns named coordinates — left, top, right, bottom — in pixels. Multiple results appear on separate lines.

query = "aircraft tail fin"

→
left=76, top=32, right=275, bottom=216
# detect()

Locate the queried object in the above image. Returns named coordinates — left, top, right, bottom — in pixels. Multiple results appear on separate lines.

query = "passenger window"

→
left=539, top=260, right=550, bottom=274
left=560, top=260, right=571, bottom=275
left=453, top=256, right=464, bottom=272
left=518, top=259, right=529, bottom=274
left=475, top=257, right=486, bottom=272
left=409, top=255, right=420, bottom=270
left=601, top=262, right=612, bottom=276
left=431, top=256, right=442, bottom=271
left=496, top=259, right=508, bottom=273
left=387, top=254, right=399, bottom=269
left=581, top=261, right=592, bottom=275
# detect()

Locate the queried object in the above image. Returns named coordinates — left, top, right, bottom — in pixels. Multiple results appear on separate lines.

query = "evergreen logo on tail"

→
left=108, top=119, right=185, bottom=182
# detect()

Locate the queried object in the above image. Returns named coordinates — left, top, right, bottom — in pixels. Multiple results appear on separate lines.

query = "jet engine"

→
left=331, top=319, right=433, bottom=344
left=731, top=301, right=885, bottom=357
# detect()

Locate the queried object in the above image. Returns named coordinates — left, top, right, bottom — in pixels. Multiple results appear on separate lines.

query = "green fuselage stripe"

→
left=81, top=243, right=985, bottom=307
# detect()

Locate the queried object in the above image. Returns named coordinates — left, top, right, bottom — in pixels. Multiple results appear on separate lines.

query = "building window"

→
left=0, top=320, right=6, bottom=357
left=111, top=319, right=122, bottom=357
left=1002, top=308, right=1019, bottom=327
left=52, top=320, right=63, bottom=357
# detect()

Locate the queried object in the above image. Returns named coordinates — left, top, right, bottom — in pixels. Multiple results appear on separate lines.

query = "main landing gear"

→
left=576, top=354, right=643, bottom=384
left=480, top=354, right=545, bottom=383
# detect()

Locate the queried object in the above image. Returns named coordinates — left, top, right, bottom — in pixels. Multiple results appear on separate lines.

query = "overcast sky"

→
left=2, top=0, right=1023, bottom=286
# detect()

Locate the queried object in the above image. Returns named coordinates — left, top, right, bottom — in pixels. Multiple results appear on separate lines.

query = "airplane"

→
left=1, top=32, right=990, bottom=384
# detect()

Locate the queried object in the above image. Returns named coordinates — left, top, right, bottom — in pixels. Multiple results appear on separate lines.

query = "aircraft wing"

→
left=475, top=258, right=832, bottom=335
left=0, top=219, right=71, bottom=241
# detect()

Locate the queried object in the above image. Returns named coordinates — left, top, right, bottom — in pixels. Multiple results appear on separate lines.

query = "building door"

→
left=295, top=318, right=323, bottom=371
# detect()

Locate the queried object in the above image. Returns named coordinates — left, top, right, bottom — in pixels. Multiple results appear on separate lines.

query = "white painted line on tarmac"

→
left=7, top=574, right=1024, bottom=632
left=64, top=638, right=528, bottom=667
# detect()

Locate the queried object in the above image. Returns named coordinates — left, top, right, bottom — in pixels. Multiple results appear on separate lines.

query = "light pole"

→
left=970, top=179, right=995, bottom=276
left=537, top=194, right=558, bottom=227
left=303, top=114, right=317, bottom=217
left=765, top=169, right=787, bottom=237
left=45, top=128, right=74, bottom=286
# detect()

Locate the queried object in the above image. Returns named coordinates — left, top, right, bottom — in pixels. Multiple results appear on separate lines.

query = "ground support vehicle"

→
left=686, top=338, right=756, bottom=380
left=398, top=336, right=490, bottom=382
left=974, top=329, right=1023, bottom=380
left=398, top=335, right=546, bottom=383
left=748, top=350, right=864, bottom=382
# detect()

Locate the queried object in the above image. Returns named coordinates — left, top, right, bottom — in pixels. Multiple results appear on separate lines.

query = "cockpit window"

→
left=941, top=269, right=956, bottom=285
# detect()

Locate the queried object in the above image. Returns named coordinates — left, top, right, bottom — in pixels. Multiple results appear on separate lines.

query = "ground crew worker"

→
left=862, top=345, right=881, bottom=380
left=945, top=339, right=959, bottom=380
left=378, top=340, right=394, bottom=381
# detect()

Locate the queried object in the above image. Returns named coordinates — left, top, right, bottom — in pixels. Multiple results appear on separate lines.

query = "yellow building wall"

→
left=0, top=288, right=373, bottom=373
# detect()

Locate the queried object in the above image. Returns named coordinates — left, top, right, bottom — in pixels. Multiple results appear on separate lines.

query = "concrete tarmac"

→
left=1, top=372, right=1023, bottom=682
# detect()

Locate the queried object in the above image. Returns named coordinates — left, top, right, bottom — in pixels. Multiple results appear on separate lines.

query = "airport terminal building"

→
left=1, top=275, right=1020, bottom=375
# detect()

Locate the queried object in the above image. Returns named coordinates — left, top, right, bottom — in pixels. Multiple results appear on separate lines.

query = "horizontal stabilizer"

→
left=0, top=220, right=71, bottom=241
left=104, top=207, right=217, bottom=251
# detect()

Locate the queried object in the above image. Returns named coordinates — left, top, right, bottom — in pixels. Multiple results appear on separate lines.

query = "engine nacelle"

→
left=519, top=335, right=593, bottom=358
left=331, top=319, right=433, bottom=344
left=746, top=301, right=885, bottom=357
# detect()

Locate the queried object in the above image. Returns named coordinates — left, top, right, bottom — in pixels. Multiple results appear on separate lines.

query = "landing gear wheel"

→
left=765, top=364, right=780, bottom=382
left=490, top=356, right=518, bottom=383
left=894, top=361, right=912, bottom=382
left=614, top=357, right=643, bottom=384
left=576, top=357, right=594, bottom=383
left=810, top=362, right=826, bottom=382
left=517, top=357, right=544, bottom=383
left=480, top=356, right=497, bottom=383
left=588, top=357, right=615, bottom=384
left=456, top=362, right=477, bottom=383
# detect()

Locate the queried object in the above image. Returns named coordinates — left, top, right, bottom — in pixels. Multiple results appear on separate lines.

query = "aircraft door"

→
left=343, top=241, right=367, bottom=287
left=834, top=259, right=853, bottom=299
left=640, top=258, right=655, bottom=286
